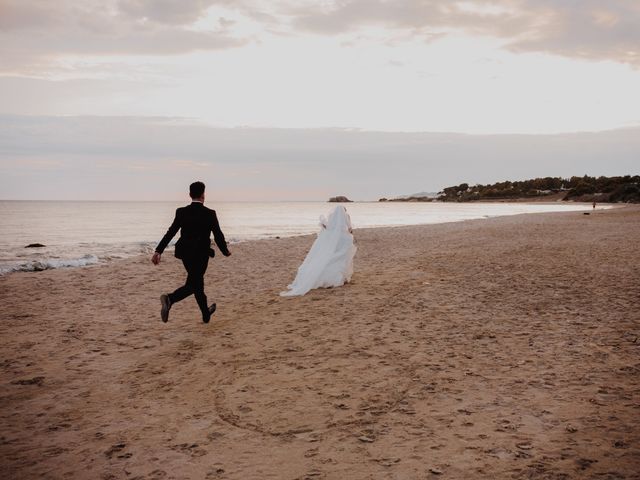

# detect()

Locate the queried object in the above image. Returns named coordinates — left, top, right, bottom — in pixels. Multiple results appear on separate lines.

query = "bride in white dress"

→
left=280, top=206, right=357, bottom=297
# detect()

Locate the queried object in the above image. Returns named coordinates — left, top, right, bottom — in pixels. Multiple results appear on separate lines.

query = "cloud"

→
left=280, top=0, right=640, bottom=66
left=2, top=0, right=638, bottom=74
left=1, top=115, right=638, bottom=201
left=0, top=0, right=249, bottom=73
left=507, top=0, right=640, bottom=66
left=116, top=0, right=218, bottom=26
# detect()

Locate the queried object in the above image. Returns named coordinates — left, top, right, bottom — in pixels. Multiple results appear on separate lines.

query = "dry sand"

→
left=1, top=206, right=639, bottom=479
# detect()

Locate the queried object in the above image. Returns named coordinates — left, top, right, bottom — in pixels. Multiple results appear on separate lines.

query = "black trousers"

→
left=168, top=255, right=209, bottom=316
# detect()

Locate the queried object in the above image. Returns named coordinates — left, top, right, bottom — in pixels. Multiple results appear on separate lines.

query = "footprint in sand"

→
left=104, top=443, right=127, bottom=459
left=171, top=443, right=207, bottom=457
left=216, top=355, right=409, bottom=436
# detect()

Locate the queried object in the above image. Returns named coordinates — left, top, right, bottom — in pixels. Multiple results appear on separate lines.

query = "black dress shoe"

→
left=160, top=294, right=171, bottom=323
left=203, top=303, right=216, bottom=324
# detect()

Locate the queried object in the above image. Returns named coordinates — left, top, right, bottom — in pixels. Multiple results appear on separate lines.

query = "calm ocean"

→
left=0, top=200, right=591, bottom=274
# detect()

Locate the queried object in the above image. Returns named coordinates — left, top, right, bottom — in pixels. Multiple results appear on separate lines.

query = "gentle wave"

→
left=0, top=241, right=252, bottom=276
left=0, top=200, right=595, bottom=275
left=0, top=254, right=101, bottom=275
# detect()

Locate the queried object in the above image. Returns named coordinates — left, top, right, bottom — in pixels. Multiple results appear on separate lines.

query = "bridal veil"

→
left=280, top=206, right=357, bottom=297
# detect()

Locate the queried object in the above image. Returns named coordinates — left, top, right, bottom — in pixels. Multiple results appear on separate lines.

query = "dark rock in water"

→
left=25, top=243, right=46, bottom=248
left=328, top=196, right=353, bottom=203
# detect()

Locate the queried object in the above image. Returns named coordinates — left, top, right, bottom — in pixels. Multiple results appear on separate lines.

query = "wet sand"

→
left=1, top=206, right=639, bottom=479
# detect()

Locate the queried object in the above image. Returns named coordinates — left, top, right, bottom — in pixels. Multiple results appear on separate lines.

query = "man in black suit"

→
left=151, top=181, right=231, bottom=323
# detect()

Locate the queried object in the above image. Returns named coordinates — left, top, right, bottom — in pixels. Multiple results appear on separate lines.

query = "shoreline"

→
left=0, top=201, right=608, bottom=277
left=1, top=205, right=639, bottom=479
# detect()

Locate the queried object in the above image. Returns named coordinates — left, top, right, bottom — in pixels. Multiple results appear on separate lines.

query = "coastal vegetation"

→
left=436, top=175, right=640, bottom=203
left=379, top=195, right=433, bottom=202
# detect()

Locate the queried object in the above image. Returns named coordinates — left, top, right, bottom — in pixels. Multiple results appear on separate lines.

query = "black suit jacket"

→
left=155, top=202, right=230, bottom=258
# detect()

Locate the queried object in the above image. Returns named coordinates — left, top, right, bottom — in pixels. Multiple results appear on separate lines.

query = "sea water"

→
left=0, top=200, right=592, bottom=274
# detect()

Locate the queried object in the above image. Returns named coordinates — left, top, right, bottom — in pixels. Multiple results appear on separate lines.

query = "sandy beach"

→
left=1, top=205, right=639, bottom=479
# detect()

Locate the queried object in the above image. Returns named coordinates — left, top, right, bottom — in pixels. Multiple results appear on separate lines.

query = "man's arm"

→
left=211, top=211, right=231, bottom=256
left=152, top=209, right=181, bottom=264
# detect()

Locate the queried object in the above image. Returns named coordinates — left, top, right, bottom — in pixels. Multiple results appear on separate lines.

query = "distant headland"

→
left=328, top=196, right=353, bottom=203
left=380, top=175, right=640, bottom=203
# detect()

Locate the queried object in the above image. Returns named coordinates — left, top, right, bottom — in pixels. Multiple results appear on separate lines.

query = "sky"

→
left=1, top=0, right=639, bottom=200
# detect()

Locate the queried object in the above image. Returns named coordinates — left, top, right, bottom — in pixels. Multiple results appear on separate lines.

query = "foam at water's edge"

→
left=0, top=202, right=601, bottom=275
left=0, top=254, right=100, bottom=275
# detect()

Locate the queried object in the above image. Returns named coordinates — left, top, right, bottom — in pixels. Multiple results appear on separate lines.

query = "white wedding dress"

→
left=280, top=206, right=357, bottom=297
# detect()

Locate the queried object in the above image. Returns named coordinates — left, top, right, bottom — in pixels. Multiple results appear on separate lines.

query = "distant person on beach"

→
left=281, top=205, right=357, bottom=297
left=151, top=181, right=231, bottom=323
left=593, top=200, right=597, bottom=209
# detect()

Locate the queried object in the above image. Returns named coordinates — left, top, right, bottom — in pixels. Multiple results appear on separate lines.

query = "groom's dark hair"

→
left=189, top=181, right=205, bottom=199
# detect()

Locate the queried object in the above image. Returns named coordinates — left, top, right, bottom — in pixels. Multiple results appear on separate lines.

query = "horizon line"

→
left=3, top=113, right=640, bottom=137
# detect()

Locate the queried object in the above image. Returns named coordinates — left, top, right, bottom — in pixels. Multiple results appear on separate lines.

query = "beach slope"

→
left=1, top=206, right=639, bottom=479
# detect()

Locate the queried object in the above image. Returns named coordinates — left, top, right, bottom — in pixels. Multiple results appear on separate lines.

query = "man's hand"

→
left=151, top=252, right=161, bottom=265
